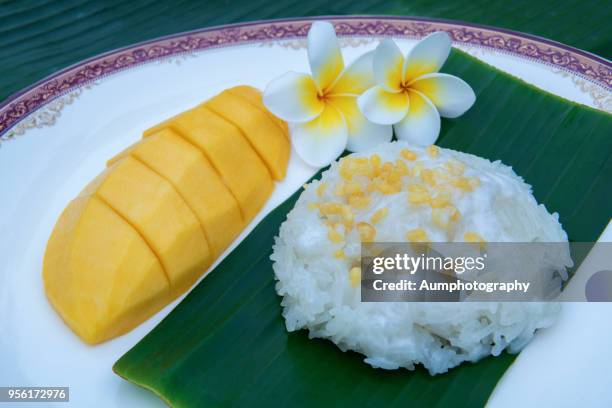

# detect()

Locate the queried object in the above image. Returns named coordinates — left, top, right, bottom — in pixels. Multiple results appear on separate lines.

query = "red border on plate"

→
left=1, top=16, right=610, bottom=139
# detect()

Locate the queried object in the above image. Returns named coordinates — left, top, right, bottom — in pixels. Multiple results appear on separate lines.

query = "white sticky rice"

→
left=272, top=141, right=571, bottom=375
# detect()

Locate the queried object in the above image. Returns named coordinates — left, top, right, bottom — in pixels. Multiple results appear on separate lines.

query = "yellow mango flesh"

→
left=43, top=196, right=170, bottom=344
left=145, top=107, right=273, bottom=222
left=204, top=90, right=290, bottom=180
left=44, top=85, right=289, bottom=344
left=128, top=128, right=244, bottom=257
left=227, top=85, right=289, bottom=138
left=84, top=156, right=211, bottom=295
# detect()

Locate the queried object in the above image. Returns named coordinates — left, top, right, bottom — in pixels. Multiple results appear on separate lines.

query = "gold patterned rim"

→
left=1, top=16, right=610, bottom=142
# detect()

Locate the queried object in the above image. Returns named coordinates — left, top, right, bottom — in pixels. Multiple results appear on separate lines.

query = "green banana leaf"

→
left=114, top=49, right=612, bottom=407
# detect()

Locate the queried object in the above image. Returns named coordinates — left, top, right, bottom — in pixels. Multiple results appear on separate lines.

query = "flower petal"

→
left=373, top=39, right=405, bottom=92
left=329, top=51, right=376, bottom=96
left=394, top=90, right=441, bottom=146
left=410, top=73, right=476, bottom=118
left=307, top=21, right=344, bottom=92
left=329, top=96, right=393, bottom=152
left=357, top=85, right=410, bottom=125
left=403, top=31, right=452, bottom=81
left=263, top=72, right=325, bottom=123
left=291, top=104, right=348, bottom=167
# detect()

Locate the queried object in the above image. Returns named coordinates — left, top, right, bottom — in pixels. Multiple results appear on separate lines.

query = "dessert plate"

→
left=0, top=16, right=610, bottom=407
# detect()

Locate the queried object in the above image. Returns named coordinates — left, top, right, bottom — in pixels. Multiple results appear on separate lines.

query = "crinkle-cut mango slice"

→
left=84, top=156, right=211, bottom=296
left=43, top=195, right=170, bottom=344
left=147, top=107, right=273, bottom=222
left=128, top=128, right=244, bottom=257
left=204, top=90, right=290, bottom=180
left=227, top=85, right=289, bottom=138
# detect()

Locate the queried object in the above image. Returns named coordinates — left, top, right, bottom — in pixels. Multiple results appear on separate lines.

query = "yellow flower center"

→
left=317, top=87, right=332, bottom=102
left=399, top=80, right=411, bottom=93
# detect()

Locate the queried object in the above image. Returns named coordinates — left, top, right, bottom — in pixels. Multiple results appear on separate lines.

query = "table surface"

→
left=1, top=0, right=611, bottom=104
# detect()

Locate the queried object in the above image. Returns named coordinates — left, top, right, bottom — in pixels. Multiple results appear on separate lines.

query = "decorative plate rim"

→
left=1, top=15, right=610, bottom=140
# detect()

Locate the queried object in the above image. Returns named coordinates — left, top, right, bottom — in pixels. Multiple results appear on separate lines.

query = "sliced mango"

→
left=43, top=196, right=170, bottom=344
left=44, top=85, right=290, bottom=344
left=204, top=90, right=290, bottom=180
left=147, top=107, right=273, bottom=222
left=85, top=156, right=211, bottom=295
left=129, top=128, right=244, bottom=257
left=227, top=85, right=289, bottom=138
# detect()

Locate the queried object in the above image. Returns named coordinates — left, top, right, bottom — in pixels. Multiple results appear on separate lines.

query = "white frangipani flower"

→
left=263, top=21, right=392, bottom=167
left=357, top=32, right=476, bottom=146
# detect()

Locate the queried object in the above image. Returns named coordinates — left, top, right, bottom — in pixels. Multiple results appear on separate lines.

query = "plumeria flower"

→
left=263, top=21, right=392, bottom=167
left=357, top=32, right=476, bottom=146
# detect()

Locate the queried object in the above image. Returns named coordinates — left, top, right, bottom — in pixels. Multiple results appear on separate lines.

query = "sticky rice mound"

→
left=272, top=141, right=570, bottom=375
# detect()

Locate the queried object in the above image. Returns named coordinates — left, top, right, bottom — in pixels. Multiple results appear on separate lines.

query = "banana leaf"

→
left=114, top=49, right=612, bottom=407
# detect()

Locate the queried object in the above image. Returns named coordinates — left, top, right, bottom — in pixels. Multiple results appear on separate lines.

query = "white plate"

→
left=0, top=17, right=610, bottom=408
